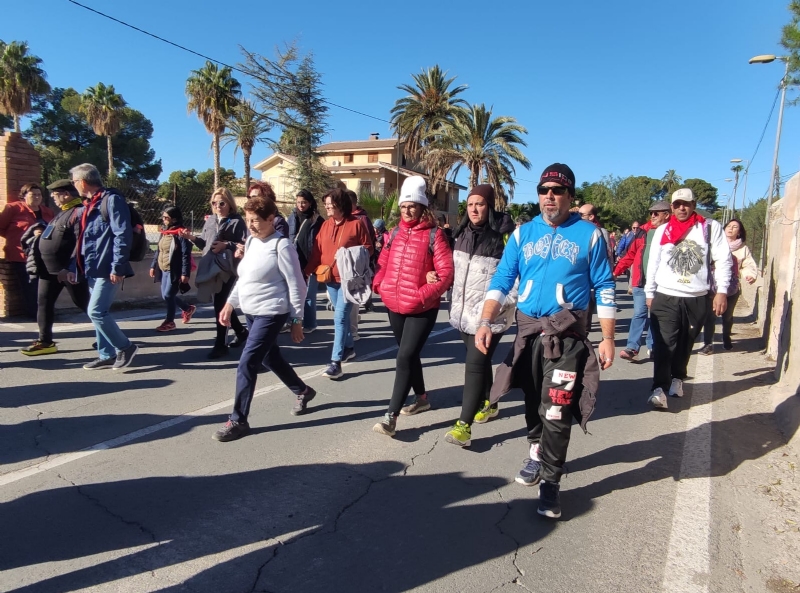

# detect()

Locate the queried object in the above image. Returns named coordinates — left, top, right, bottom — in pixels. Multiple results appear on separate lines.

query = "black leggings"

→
left=214, top=277, right=245, bottom=347
left=387, top=307, right=439, bottom=415
left=460, top=331, right=503, bottom=423
left=702, top=292, right=740, bottom=346
left=37, top=274, right=90, bottom=343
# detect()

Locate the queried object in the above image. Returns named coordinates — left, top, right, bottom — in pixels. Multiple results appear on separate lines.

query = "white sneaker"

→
left=669, top=378, right=684, bottom=398
left=648, top=388, right=668, bottom=409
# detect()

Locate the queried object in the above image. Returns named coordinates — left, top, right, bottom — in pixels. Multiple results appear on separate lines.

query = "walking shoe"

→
left=400, top=396, right=430, bottom=416
left=280, top=323, right=291, bottom=333
left=364, top=301, right=374, bottom=313
left=473, top=400, right=499, bottom=424
left=723, top=338, right=733, bottom=351
left=669, top=378, right=684, bottom=398
left=343, top=347, right=356, bottom=362
left=700, top=344, right=713, bottom=356
left=648, top=387, right=668, bottom=409
left=323, top=361, right=342, bottom=379
left=372, top=412, right=397, bottom=437
left=291, top=387, right=316, bottom=416
left=208, top=345, right=229, bottom=359
left=83, top=357, right=115, bottom=370
left=181, top=304, right=197, bottom=324
left=20, top=341, right=58, bottom=356
left=212, top=419, right=250, bottom=442
left=619, top=348, right=638, bottom=361
left=156, top=321, right=176, bottom=332
left=515, top=456, right=542, bottom=486
left=229, top=330, right=249, bottom=348
left=445, top=421, right=472, bottom=447
left=537, top=481, right=562, bottom=518
left=302, top=326, right=317, bottom=334
left=112, top=343, right=139, bottom=370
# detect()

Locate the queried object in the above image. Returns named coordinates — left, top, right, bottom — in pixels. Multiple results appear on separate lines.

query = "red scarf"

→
left=661, top=212, right=704, bottom=245
left=159, top=227, right=186, bottom=236
left=76, top=190, right=104, bottom=274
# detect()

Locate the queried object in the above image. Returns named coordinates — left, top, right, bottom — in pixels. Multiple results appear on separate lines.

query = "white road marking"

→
left=662, top=354, right=713, bottom=593
left=0, top=326, right=455, bottom=487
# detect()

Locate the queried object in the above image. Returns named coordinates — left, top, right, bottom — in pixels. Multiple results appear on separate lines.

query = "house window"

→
left=358, top=180, right=372, bottom=195
left=344, top=153, right=354, bottom=163
left=368, top=152, right=378, bottom=163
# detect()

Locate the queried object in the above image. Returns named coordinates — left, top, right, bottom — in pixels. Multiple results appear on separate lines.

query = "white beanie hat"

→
left=399, top=176, right=428, bottom=207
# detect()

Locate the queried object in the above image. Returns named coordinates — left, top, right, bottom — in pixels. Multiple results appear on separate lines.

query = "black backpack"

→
left=100, top=192, right=148, bottom=262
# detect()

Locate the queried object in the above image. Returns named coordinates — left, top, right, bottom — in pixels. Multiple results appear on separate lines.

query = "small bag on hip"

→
left=315, top=264, right=335, bottom=284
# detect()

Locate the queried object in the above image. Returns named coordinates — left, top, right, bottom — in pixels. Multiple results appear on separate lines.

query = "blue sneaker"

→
left=537, top=481, right=562, bottom=518
left=323, top=361, right=342, bottom=379
left=343, top=347, right=356, bottom=362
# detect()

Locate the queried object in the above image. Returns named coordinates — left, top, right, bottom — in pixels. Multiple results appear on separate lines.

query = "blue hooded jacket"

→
left=71, top=188, right=134, bottom=279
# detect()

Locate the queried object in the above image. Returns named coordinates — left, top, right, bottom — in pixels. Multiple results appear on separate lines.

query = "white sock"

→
left=530, top=443, right=541, bottom=461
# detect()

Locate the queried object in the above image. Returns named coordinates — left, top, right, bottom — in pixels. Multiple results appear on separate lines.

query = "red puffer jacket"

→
left=373, top=218, right=454, bottom=315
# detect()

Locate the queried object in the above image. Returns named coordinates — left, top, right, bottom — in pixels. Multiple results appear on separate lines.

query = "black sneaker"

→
left=700, top=344, right=714, bottom=356
left=291, top=386, right=316, bottom=416
left=515, top=457, right=542, bottom=486
left=112, top=343, right=139, bottom=370
left=538, top=481, right=562, bottom=518
left=723, top=339, right=733, bottom=351
left=229, top=330, right=249, bottom=348
left=212, top=420, right=250, bottom=442
left=83, top=357, right=116, bottom=370
left=208, top=345, right=229, bottom=359
left=323, top=361, right=342, bottom=379
left=343, top=347, right=356, bottom=362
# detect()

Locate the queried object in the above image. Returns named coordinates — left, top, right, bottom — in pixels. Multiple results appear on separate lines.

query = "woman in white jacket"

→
left=212, top=197, right=316, bottom=443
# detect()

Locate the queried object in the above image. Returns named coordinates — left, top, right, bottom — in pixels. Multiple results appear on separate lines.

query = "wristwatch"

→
left=291, top=317, right=302, bottom=325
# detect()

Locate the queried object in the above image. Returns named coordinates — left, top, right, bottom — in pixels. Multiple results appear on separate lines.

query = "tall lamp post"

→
left=730, top=158, right=749, bottom=215
left=723, top=178, right=733, bottom=224
left=749, top=54, right=790, bottom=271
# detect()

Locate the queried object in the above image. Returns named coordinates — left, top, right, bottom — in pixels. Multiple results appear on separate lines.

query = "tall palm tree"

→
left=660, top=169, right=683, bottom=197
left=186, top=61, right=241, bottom=189
left=221, top=100, right=272, bottom=189
left=390, top=65, right=468, bottom=162
left=423, top=103, right=531, bottom=211
left=0, top=40, right=50, bottom=133
left=81, top=82, right=127, bottom=178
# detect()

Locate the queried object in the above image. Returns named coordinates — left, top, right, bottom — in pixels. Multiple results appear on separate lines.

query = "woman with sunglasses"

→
left=150, top=206, right=195, bottom=332
left=181, top=188, right=248, bottom=358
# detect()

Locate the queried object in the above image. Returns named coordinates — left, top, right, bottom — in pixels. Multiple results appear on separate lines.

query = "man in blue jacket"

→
left=68, top=163, right=138, bottom=370
left=475, top=163, right=616, bottom=519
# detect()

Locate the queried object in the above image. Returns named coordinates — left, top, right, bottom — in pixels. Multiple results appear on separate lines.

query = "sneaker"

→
left=228, top=330, right=249, bottom=348
left=212, top=419, right=250, bottom=442
left=372, top=412, right=397, bottom=437
left=648, top=387, right=668, bottom=409
left=181, top=304, right=197, bottom=324
left=473, top=400, right=499, bottom=424
left=302, top=326, right=317, bottom=334
left=445, top=421, right=472, bottom=447
left=515, top=456, right=542, bottom=486
left=700, top=344, right=713, bottom=356
left=112, top=343, right=139, bottom=370
left=323, top=361, right=342, bottom=379
left=723, top=339, right=733, bottom=351
left=20, top=341, right=58, bottom=356
left=291, top=387, right=316, bottom=416
left=280, top=323, right=291, bottom=334
left=619, top=348, right=638, bottom=361
left=156, top=321, right=176, bottom=332
left=208, top=345, right=229, bottom=359
left=343, top=347, right=356, bottom=362
left=537, top=481, right=562, bottom=518
left=400, top=396, right=430, bottom=416
left=83, top=357, right=115, bottom=370
left=669, top=378, right=684, bottom=398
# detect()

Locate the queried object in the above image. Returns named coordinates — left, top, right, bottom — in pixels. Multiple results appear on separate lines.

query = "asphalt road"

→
left=0, top=282, right=797, bottom=593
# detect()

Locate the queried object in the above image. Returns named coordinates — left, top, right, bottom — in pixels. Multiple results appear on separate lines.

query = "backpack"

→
left=101, top=191, right=148, bottom=262
left=385, top=226, right=437, bottom=255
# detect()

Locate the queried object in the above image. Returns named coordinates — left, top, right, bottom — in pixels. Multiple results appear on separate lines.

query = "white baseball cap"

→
left=671, top=188, right=695, bottom=203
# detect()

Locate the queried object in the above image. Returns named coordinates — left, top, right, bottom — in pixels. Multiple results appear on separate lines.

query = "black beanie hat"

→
left=539, top=163, right=576, bottom=193
left=468, top=184, right=496, bottom=210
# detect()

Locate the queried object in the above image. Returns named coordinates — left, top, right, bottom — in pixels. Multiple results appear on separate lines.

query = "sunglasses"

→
left=537, top=185, right=569, bottom=196
left=211, top=201, right=227, bottom=207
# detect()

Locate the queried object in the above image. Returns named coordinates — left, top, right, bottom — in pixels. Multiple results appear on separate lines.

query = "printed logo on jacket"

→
left=524, top=234, right=580, bottom=265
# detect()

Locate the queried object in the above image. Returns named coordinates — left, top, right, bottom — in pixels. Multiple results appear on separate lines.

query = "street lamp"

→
left=723, top=179, right=733, bottom=224
left=730, top=158, right=749, bottom=217
left=749, top=54, right=790, bottom=271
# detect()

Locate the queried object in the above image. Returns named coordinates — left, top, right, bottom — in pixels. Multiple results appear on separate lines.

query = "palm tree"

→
left=390, top=65, right=468, bottom=162
left=186, top=61, right=241, bottom=189
left=660, top=169, right=683, bottom=197
left=221, top=100, right=272, bottom=190
left=730, top=164, right=744, bottom=217
left=422, top=103, right=531, bottom=211
left=81, top=82, right=127, bottom=178
left=0, top=40, right=50, bottom=133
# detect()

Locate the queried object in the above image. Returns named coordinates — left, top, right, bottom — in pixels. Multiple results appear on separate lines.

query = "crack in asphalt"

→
left=403, top=434, right=441, bottom=476
left=27, top=406, right=53, bottom=462
left=493, top=487, right=534, bottom=593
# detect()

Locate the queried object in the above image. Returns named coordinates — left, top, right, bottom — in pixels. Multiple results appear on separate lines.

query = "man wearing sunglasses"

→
left=475, top=163, right=616, bottom=519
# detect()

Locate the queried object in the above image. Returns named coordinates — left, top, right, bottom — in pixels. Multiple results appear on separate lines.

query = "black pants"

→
left=387, top=307, right=439, bottom=415
left=459, top=331, right=502, bottom=424
left=12, top=261, right=38, bottom=319
left=214, top=277, right=245, bottom=347
left=650, top=292, right=707, bottom=392
left=702, top=292, right=739, bottom=346
left=37, top=274, right=90, bottom=343
left=518, top=333, right=588, bottom=483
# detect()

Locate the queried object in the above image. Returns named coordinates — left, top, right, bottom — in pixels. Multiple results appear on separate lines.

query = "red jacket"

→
left=0, top=201, right=55, bottom=262
left=613, top=223, right=651, bottom=287
left=305, top=216, right=373, bottom=282
left=373, top=219, right=454, bottom=315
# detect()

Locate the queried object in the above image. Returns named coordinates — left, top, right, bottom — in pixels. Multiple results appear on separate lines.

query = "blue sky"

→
left=5, top=0, right=798, bottom=207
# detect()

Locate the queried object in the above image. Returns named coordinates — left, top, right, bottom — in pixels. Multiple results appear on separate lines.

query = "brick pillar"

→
left=0, top=132, right=42, bottom=318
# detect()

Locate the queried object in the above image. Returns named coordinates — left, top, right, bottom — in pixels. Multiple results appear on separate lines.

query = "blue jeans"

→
left=87, top=277, right=132, bottom=360
left=231, top=313, right=306, bottom=423
left=326, top=282, right=353, bottom=362
left=161, top=272, right=190, bottom=323
left=304, top=275, right=318, bottom=330
left=627, top=287, right=653, bottom=352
